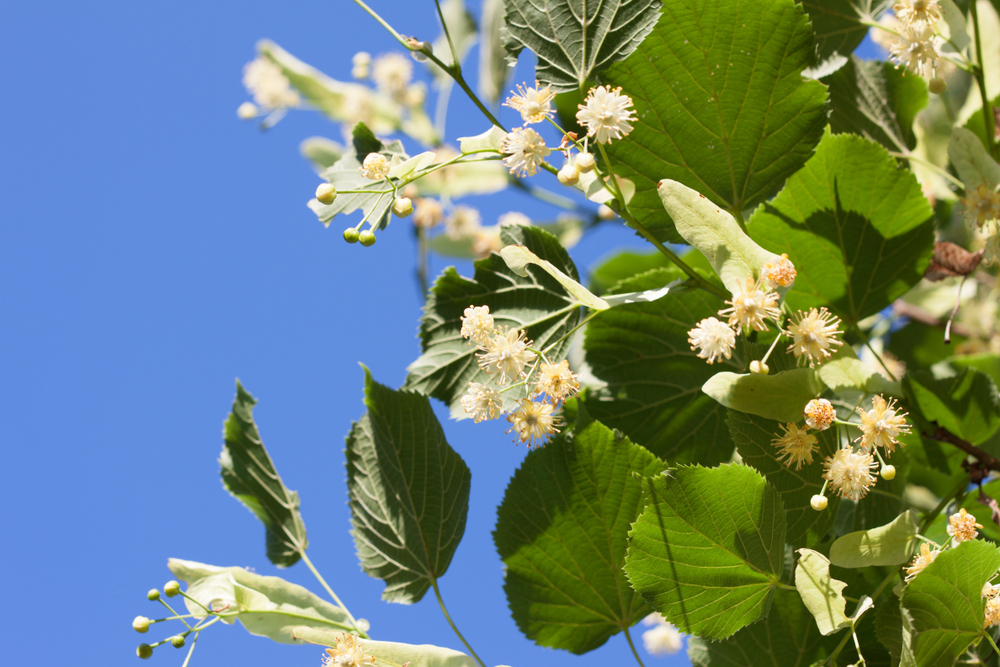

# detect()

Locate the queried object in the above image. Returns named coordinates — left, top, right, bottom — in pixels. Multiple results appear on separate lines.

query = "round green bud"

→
left=137, top=644, right=153, bottom=660
left=147, top=589, right=160, bottom=601
left=392, top=197, right=414, bottom=217
left=171, top=635, right=186, bottom=649
left=575, top=152, right=596, bottom=173
left=163, top=581, right=181, bottom=598
left=928, top=77, right=947, bottom=95
left=749, top=360, right=770, bottom=375
left=810, top=494, right=828, bottom=511
left=132, top=616, right=150, bottom=633
left=359, top=230, right=377, bottom=247
left=343, top=227, right=360, bottom=244
left=881, top=464, right=896, bottom=480
left=316, top=183, right=337, bottom=205
left=557, top=164, right=580, bottom=186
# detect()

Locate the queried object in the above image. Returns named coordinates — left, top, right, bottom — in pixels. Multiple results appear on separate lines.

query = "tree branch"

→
left=923, top=424, right=1000, bottom=472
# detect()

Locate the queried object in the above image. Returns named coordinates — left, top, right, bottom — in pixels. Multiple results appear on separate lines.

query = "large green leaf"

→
left=727, top=409, right=839, bottom=547
left=219, top=381, right=307, bottom=568
left=824, top=56, right=928, bottom=153
left=829, top=511, right=921, bottom=569
left=625, top=464, right=786, bottom=639
left=948, top=127, right=1000, bottom=192
left=904, top=368, right=1000, bottom=446
left=346, top=368, right=471, bottom=604
left=600, top=0, right=828, bottom=243
left=493, top=419, right=666, bottom=653
left=801, top=1, right=891, bottom=63
left=583, top=267, right=737, bottom=464
left=500, top=0, right=661, bottom=93
left=405, top=223, right=581, bottom=418
left=902, top=540, right=1000, bottom=666
left=748, top=130, right=936, bottom=326
left=293, top=627, right=478, bottom=667
left=167, top=559, right=353, bottom=642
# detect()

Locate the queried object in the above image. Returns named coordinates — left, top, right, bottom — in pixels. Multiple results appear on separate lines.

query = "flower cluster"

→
left=888, top=1, right=943, bottom=77
left=323, top=633, right=375, bottom=667
left=904, top=508, right=989, bottom=609
left=641, top=613, right=683, bottom=656
left=459, top=305, right=578, bottom=448
left=241, top=57, right=301, bottom=116
left=961, top=182, right=1000, bottom=266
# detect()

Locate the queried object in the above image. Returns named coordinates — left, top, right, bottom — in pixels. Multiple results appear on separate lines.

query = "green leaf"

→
left=702, top=369, right=823, bottom=423
left=727, top=409, right=840, bottom=547
left=167, top=559, right=353, bottom=642
left=748, top=130, right=936, bottom=326
left=587, top=249, right=670, bottom=295
left=292, top=627, right=478, bottom=667
left=405, top=224, right=581, bottom=417
left=500, top=0, right=661, bottom=93
left=300, top=137, right=344, bottom=171
left=625, top=464, right=786, bottom=639
left=582, top=267, right=737, bottom=464
left=656, top=180, right=781, bottom=294
left=794, top=548, right=851, bottom=636
left=219, top=381, right=307, bottom=568
left=948, top=353, right=1000, bottom=390
left=600, top=0, right=828, bottom=243
left=904, top=368, right=1000, bottom=445
left=801, top=0, right=891, bottom=63
left=823, top=56, right=928, bottom=153
left=817, top=356, right=902, bottom=400
left=948, top=127, right=1000, bottom=191
left=493, top=419, right=666, bottom=653
left=346, top=368, right=471, bottom=603
left=830, top=511, right=921, bottom=569
left=478, top=0, right=510, bottom=105
left=902, top=540, right=1000, bottom=666
left=875, top=595, right=905, bottom=667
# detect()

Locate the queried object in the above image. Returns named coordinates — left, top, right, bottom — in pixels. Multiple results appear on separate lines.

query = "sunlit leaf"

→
left=829, top=510, right=921, bottom=568
left=293, top=627, right=478, bottom=667
left=794, top=549, right=851, bottom=636
left=702, top=369, right=823, bottom=423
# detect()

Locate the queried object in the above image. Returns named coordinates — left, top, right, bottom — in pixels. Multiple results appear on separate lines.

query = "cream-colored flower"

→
left=461, top=382, right=503, bottom=423
left=856, top=394, right=911, bottom=455
left=772, top=423, right=819, bottom=470
left=243, top=57, right=301, bottom=110
left=961, top=183, right=1000, bottom=229
left=576, top=86, right=636, bottom=144
left=687, top=317, right=737, bottom=364
left=947, top=508, right=983, bottom=545
left=760, top=254, right=797, bottom=289
left=905, top=543, right=939, bottom=581
left=472, top=226, right=503, bottom=258
left=413, top=198, right=444, bottom=229
left=804, top=398, right=835, bottom=431
left=460, top=305, right=495, bottom=345
left=823, top=447, right=877, bottom=501
left=785, top=308, right=844, bottom=367
left=533, top=359, right=579, bottom=400
left=371, top=52, right=412, bottom=94
left=501, top=127, right=551, bottom=177
left=404, top=83, right=427, bottom=108
left=719, top=275, right=781, bottom=334
left=506, top=399, right=560, bottom=448
left=986, top=594, right=1000, bottom=628
left=984, top=582, right=999, bottom=598
left=641, top=614, right=683, bottom=656
left=323, top=633, right=375, bottom=667
left=351, top=51, right=371, bottom=80
left=893, top=0, right=942, bottom=26
left=889, top=23, right=941, bottom=77
left=237, top=101, right=259, bottom=119
left=359, top=153, right=390, bottom=180
left=445, top=205, right=482, bottom=240
left=505, top=82, right=556, bottom=124
left=478, top=328, right=537, bottom=384
left=341, top=86, right=374, bottom=125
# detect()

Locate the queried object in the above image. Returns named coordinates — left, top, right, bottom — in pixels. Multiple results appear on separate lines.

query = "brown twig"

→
left=924, top=424, right=1000, bottom=472
left=892, top=301, right=975, bottom=339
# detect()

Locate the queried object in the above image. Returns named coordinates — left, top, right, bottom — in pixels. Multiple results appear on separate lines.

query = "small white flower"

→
left=987, top=595, right=1000, bottom=628
left=893, top=0, right=942, bottom=26
left=856, top=395, right=911, bottom=455
left=498, top=211, right=531, bottom=227
left=888, top=22, right=941, bottom=77
left=505, top=82, right=556, bottom=124
left=961, top=182, right=1000, bottom=229
left=461, top=382, right=502, bottom=423
left=501, top=127, right=551, bottom=177
left=359, top=153, right=390, bottom=180
left=460, top=305, right=495, bottom=345
left=576, top=86, right=636, bottom=144
left=413, top=198, right=444, bottom=229
left=478, top=328, right=537, bottom=384
left=371, top=52, right=412, bottom=94
left=641, top=614, right=683, bottom=656
left=687, top=317, right=736, bottom=364
left=237, top=101, right=259, bottom=119
left=905, top=543, right=939, bottom=581
left=947, top=508, right=983, bottom=546
left=785, top=308, right=843, bottom=367
left=804, top=398, right=835, bottom=431
left=445, top=205, right=482, bottom=240
left=351, top=51, right=371, bottom=80
left=472, top=226, right=503, bottom=258
left=243, top=57, right=300, bottom=110
left=323, top=633, right=375, bottom=667
left=506, top=398, right=561, bottom=448
left=823, top=448, right=877, bottom=502
left=760, top=254, right=797, bottom=289
left=533, top=359, right=580, bottom=400
left=719, top=275, right=781, bottom=334
left=772, top=423, right=818, bottom=470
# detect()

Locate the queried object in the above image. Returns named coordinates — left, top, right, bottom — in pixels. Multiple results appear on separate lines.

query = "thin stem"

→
left=179, top=630, right=199, bottom=667
left=888, top=151, right=965, bottom=188
left=433, top=0, right=461, bottom=70
left=775, top=581, right=798, bottom=591
left=985, top=630, right=1000, bottom=657
left=759, top=329, right=784, bottom=368
left=623, top=626, right=648, bottom=667
left=179, top=591, right=214, bottom=616
left=416, top=225, right=429, bottom=299
left=853, top=324, right=898, bottom=382
left=970, top=0, right=999, bottom=160
left=732, top=208, right=748, bottom=234
left=542, top=309, right=600, bottom=355
left=432, top=581, right=487, bottom=667
left=158, top=598, right=193, bottom=631
left=300, top=551, right=368, bottom=638
left=351, top=0, right=409, bottom=46
left=508, top=177, right=591, bottom=213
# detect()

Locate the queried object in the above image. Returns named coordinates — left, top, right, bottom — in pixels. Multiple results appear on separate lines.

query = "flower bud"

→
left=163, top=581, right=181, bottom=598
left=597, top=204, right=616, bottom=220
left=749, top=360, right=770, bottom=375
left=137, top=644, right=153, bottom=660
left=928, top=77, right=946, bottom=94
left=880, top=464, right=896, bottom=480
left=409, top=40, right=433, bottom=62
left=575, top=152, right=596, bottom=172
left=557, top=164, right=580, bottom=186
left=237, top=102, right=258, bottom=120
left=810, top=494, right=828, bottom=511
left=359, top=230, right=377, bottom=247
left=133, top=616, right=150, bottom=633
left=352, top=52, right=371, bottom=79
left=343, top=228, right=360, bottom=244
left=171, top=636, right=186, bottom=649
left=392, top=197, right=414, bottom=217
left=315, top=183, right=337, bottom=205
left=147, top=589, right=160, bottom=601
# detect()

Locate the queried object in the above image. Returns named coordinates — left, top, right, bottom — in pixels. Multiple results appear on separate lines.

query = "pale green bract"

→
left=794, top=549, right=852, bottom=636
left=829, top=511, right=921, bottom=568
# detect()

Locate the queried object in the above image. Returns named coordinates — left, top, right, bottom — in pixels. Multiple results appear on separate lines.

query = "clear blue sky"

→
left=0, top=3, right=883, bottom=666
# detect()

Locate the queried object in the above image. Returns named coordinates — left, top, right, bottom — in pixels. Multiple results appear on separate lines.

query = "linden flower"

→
left=445, top=205, right=482, bottom=240
left=505, top=82, right=556, bottom=124
left=506, top=398, right=561, bottom=447
left=687, top=317, right=737, bottom=364
left=947, top=508, right=983, bottom=545
left=889, top=22, right=941, bottom=77
left=323, top=633, right=375, bottom=667
left=243, top=57, right=301, bottom=110
left=576, top=86, right=636, bottom=144
left=785, top=308, right=844, bottom=367
left=986, top=595, right=1000, bottom=628
left=412, top=198, right=444, bottom=229
left=472, top=226, right=503, bottom=258
left=478, top=328, right=537, bottom=384
left=719, top=275, right=781, bottom=334
left=961, top=182, right=1000, bottom=228
left=760, top=254, right=797, bottom=289
left=823, top=447, right=877, bottom=501
left=533, top=359, right=580, bottom=400
left=460, top=305, right=495, bottom=345
left=893, top=0, right=942, bottom=26
left=498, top=211, right=531, bottom=227
left=461, top=382, right=503, bottom=423
left=856, top=394, right=911, bottom=455
left=641, top=614, right=683, bottom=656
left=804, top=398, right=835, bottom=431
left=772, top=423, right=818, bottom=470
left=359, top=153, right=390, bottom=180
left=371, top=52, right=413, bottom=94
left=501, top=127, right=551, bottom=177
left=905, top=543, right=940, bottom=581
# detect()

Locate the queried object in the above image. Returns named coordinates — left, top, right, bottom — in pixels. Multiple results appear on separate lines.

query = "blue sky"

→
left=0, top=3, right=883, bottom=666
